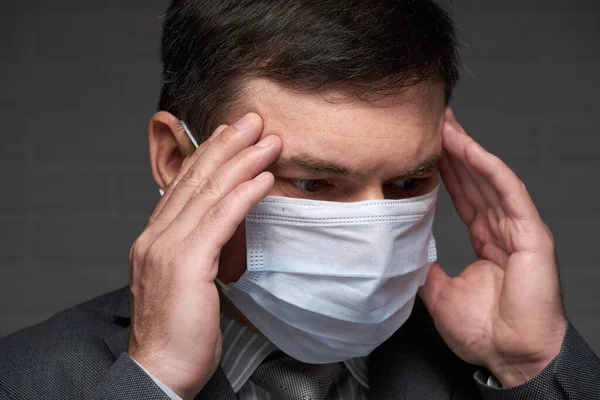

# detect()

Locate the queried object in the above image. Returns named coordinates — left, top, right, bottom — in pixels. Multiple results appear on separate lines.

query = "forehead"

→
left=241, top=79, right=445, bottom=175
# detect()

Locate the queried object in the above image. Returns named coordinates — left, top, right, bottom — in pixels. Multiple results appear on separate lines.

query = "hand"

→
left=419, top=108, right=567, bottom=388
left=127, top=113, right=282, bottom=399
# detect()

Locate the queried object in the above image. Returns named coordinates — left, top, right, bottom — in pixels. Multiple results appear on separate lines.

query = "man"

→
left=1, top=0, right=598, bottom=399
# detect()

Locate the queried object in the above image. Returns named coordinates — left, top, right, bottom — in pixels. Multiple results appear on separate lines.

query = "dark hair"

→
left=159, top=0, right=461, bottom=142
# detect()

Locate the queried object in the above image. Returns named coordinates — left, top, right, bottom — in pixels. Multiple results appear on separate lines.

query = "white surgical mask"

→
left=179, top=122, right=438, bottom=363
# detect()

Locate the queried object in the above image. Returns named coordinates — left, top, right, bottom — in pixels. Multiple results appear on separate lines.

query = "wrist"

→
left=488, top=322, right=566, bottom=387
left=489, top=353, right=556, bottom=387
left=128, top=351, right=206, bottom=400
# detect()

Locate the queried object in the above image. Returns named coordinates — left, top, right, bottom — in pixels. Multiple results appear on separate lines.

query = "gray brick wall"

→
left=1, top=0, right=599, bottom=360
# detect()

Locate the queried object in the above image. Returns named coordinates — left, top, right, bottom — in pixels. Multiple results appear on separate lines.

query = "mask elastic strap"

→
left=181, top=120, right=199, bottom=149
left=158, top=120, right=199, bottom=197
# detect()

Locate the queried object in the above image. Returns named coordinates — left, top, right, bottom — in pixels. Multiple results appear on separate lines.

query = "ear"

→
left=148, top=111, right=197, bottom=191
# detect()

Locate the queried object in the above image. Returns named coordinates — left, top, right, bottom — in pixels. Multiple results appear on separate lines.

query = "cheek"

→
left=268, top=182, right=289, bottom=197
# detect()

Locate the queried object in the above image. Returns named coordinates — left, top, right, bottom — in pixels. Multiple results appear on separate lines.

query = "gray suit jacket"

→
left=1, top=286, right=598, bottom=399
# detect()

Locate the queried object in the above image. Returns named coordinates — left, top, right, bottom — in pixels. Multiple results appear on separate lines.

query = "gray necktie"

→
left=250, top=353, right=344, bottom=400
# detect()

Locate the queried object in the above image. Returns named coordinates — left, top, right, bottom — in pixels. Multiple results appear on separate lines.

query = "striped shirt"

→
left=134, top=312, right=370, bottom=400
left=134, top=313, right=502, bottom=398
left=219, top=312, right=370, bottom=399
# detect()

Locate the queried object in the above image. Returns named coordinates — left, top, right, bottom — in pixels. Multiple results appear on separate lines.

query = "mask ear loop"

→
left=158, top=121, right=199, bottom=196
left=157, top=122, right=230, bottom=292
left=181, top=120, right=199, bottom=148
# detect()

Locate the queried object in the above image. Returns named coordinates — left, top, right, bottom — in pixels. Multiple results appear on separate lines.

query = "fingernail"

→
left=234, top=113, right=257, bottom=131
left=256, top=135, right=277, bottom=148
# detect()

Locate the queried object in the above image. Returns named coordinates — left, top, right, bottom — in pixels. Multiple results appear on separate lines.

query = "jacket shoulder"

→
left=0, top=286, right=129, bottom=399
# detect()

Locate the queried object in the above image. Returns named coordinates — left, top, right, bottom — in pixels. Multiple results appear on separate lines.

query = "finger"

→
left=180, top=171, right=276, bottom=267
left=464, top=138, right=539, bottom=222
left=443, top=132, right=502, bottom=259
left=447, top=119, right=501, bottom=208
left=445, top=107, right=457, bottom=122
left=149, top=124, right=228, bottom=224
left=444, top=118, right=524, bottom=254
left=447, top=119, right=502, bottom=212
left=150, top=113, right=264, bottom=234
left=161, top=134, right=282, bottom=240
left=444, top=119, right=507, bottom=248
left=439, top=151, right=476, bottom=226
left=418, top=262, right=451, bottom=318
left=444, top=141, right=487, bottom=215
left=445, top=110, right=539, bottom=221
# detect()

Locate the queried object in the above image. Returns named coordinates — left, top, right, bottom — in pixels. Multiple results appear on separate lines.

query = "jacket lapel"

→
left=103, top=286, right=236, bottom=400
left=103, top=325, right=131, bottom=359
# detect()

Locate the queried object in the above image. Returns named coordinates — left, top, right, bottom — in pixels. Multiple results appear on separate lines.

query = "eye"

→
left=393, top=178, right=422, bottom=190
left=290, top=179, right=327, bottom=192
left=383, top=177, right=432, bottom=198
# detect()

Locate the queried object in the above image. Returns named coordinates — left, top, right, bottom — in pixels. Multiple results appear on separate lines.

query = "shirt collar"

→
left=219, top=313, right=369, bottom=392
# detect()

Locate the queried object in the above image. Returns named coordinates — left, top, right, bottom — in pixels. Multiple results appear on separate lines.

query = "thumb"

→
left=418, top=262, right=450, bottom=316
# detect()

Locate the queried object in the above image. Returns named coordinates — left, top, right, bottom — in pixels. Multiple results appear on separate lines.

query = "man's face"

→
left=218, top=78, right=446, bottom=283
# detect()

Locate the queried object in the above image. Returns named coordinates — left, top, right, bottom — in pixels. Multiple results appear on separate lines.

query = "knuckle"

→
left=230, top=184, right=252, bottom=206
left=168, top=173, right=183, bottom=189
left=129, top=234, right=153, bottom=270
left=488, top=153, right=502, bottom=168
left=128, top=242, right=137, bottom=263
left=543, top=222, right=555, bottom=243
left=199, top=176, right=225, bottom=199
left=180, top=168, right=200, bottom=186
left=128, top=259, right=138, bottom=286
left=519, top=180, right=527, bottom=190
left=489, top=159, right=502, bottom=173
left=129, top=279, right=141, bottom=297
left=206, top=203, right=230, bottom=226
left=145, top=243, right=165, bottom=267
left=213, top=127, right=237, bottom=146
left=129, top=237, right=146, bottom=264
left=514, top=177, right=527, bottom=192
left=180, top=164, right=207, bottom=188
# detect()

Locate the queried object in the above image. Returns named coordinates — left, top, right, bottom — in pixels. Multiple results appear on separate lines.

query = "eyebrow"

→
left=274, top=153, right=442, bottom=177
